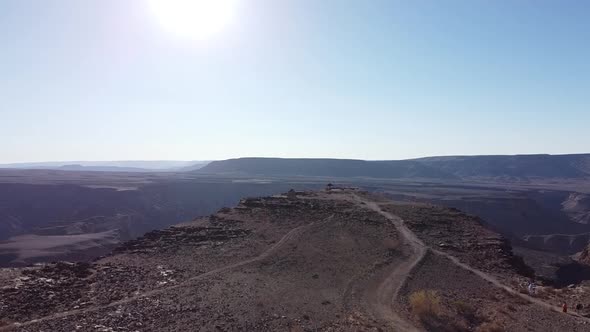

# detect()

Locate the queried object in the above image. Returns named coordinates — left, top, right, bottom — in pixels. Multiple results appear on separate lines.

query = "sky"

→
left=1, top=0, right=589, bottom=162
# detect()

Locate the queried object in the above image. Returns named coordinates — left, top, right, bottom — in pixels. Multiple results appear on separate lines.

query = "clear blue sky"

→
left=1, top=0, right=589, bottom=162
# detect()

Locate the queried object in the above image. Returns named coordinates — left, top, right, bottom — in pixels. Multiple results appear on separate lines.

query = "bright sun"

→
left=148, top=0, right=236, bottom=40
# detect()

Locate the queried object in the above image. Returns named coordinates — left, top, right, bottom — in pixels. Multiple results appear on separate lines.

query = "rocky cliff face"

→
left=523, top=233, right=590, bottom=254
left=563, top=193, right=590, bottom=224
left=577, top=244, right=590, bottom=265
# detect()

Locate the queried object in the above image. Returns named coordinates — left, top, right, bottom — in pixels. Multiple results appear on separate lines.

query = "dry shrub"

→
left=453, top=300, right=472, bottom=315
left=409, top=290, right=442, bottom=319
left=476, top=321, right=505, bottom=332
left=453, top=300, right=481, bottom=324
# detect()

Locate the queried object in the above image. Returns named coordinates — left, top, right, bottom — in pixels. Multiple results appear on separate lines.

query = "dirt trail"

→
left=353, top=194, right=426, bottom=332
left=1, top=221, right=321, bottom=331
left=431, top=248, right=589, bottom=320
left=353, top=193, right=590, bottom=324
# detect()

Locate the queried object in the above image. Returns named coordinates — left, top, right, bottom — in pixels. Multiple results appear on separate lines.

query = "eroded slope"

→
left=1, top=191, right=406, bottom=331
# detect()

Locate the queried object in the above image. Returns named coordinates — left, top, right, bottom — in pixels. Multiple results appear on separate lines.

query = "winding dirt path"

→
left=1, top=221, right=321, bottom=331
left=353, top=193, right=590, bottom=325
left=353, top=194, right=426, bottom=332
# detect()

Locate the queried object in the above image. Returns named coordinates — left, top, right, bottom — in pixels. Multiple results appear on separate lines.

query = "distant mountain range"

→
left=3, top=154, right=590, bottom=179
left=198, top=154, right=590, bottom=180
left=0, top=161, right=210, bottom=172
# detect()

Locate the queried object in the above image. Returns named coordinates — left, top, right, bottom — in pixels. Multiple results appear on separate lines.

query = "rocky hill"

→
left=1, top=190, right=588, bottom=331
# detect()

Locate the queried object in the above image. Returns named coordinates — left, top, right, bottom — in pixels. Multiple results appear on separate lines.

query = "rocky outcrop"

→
left=114, top=226, right=251, bottom=254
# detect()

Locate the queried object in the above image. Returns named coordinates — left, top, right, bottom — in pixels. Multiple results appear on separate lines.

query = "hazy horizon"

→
left=3, top=152, right=590, bottom=166
left=2, top=0, right=589, bottom=163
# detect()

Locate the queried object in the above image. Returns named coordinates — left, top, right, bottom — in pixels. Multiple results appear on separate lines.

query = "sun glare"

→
left=148, top=0, right=236, bottom=40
